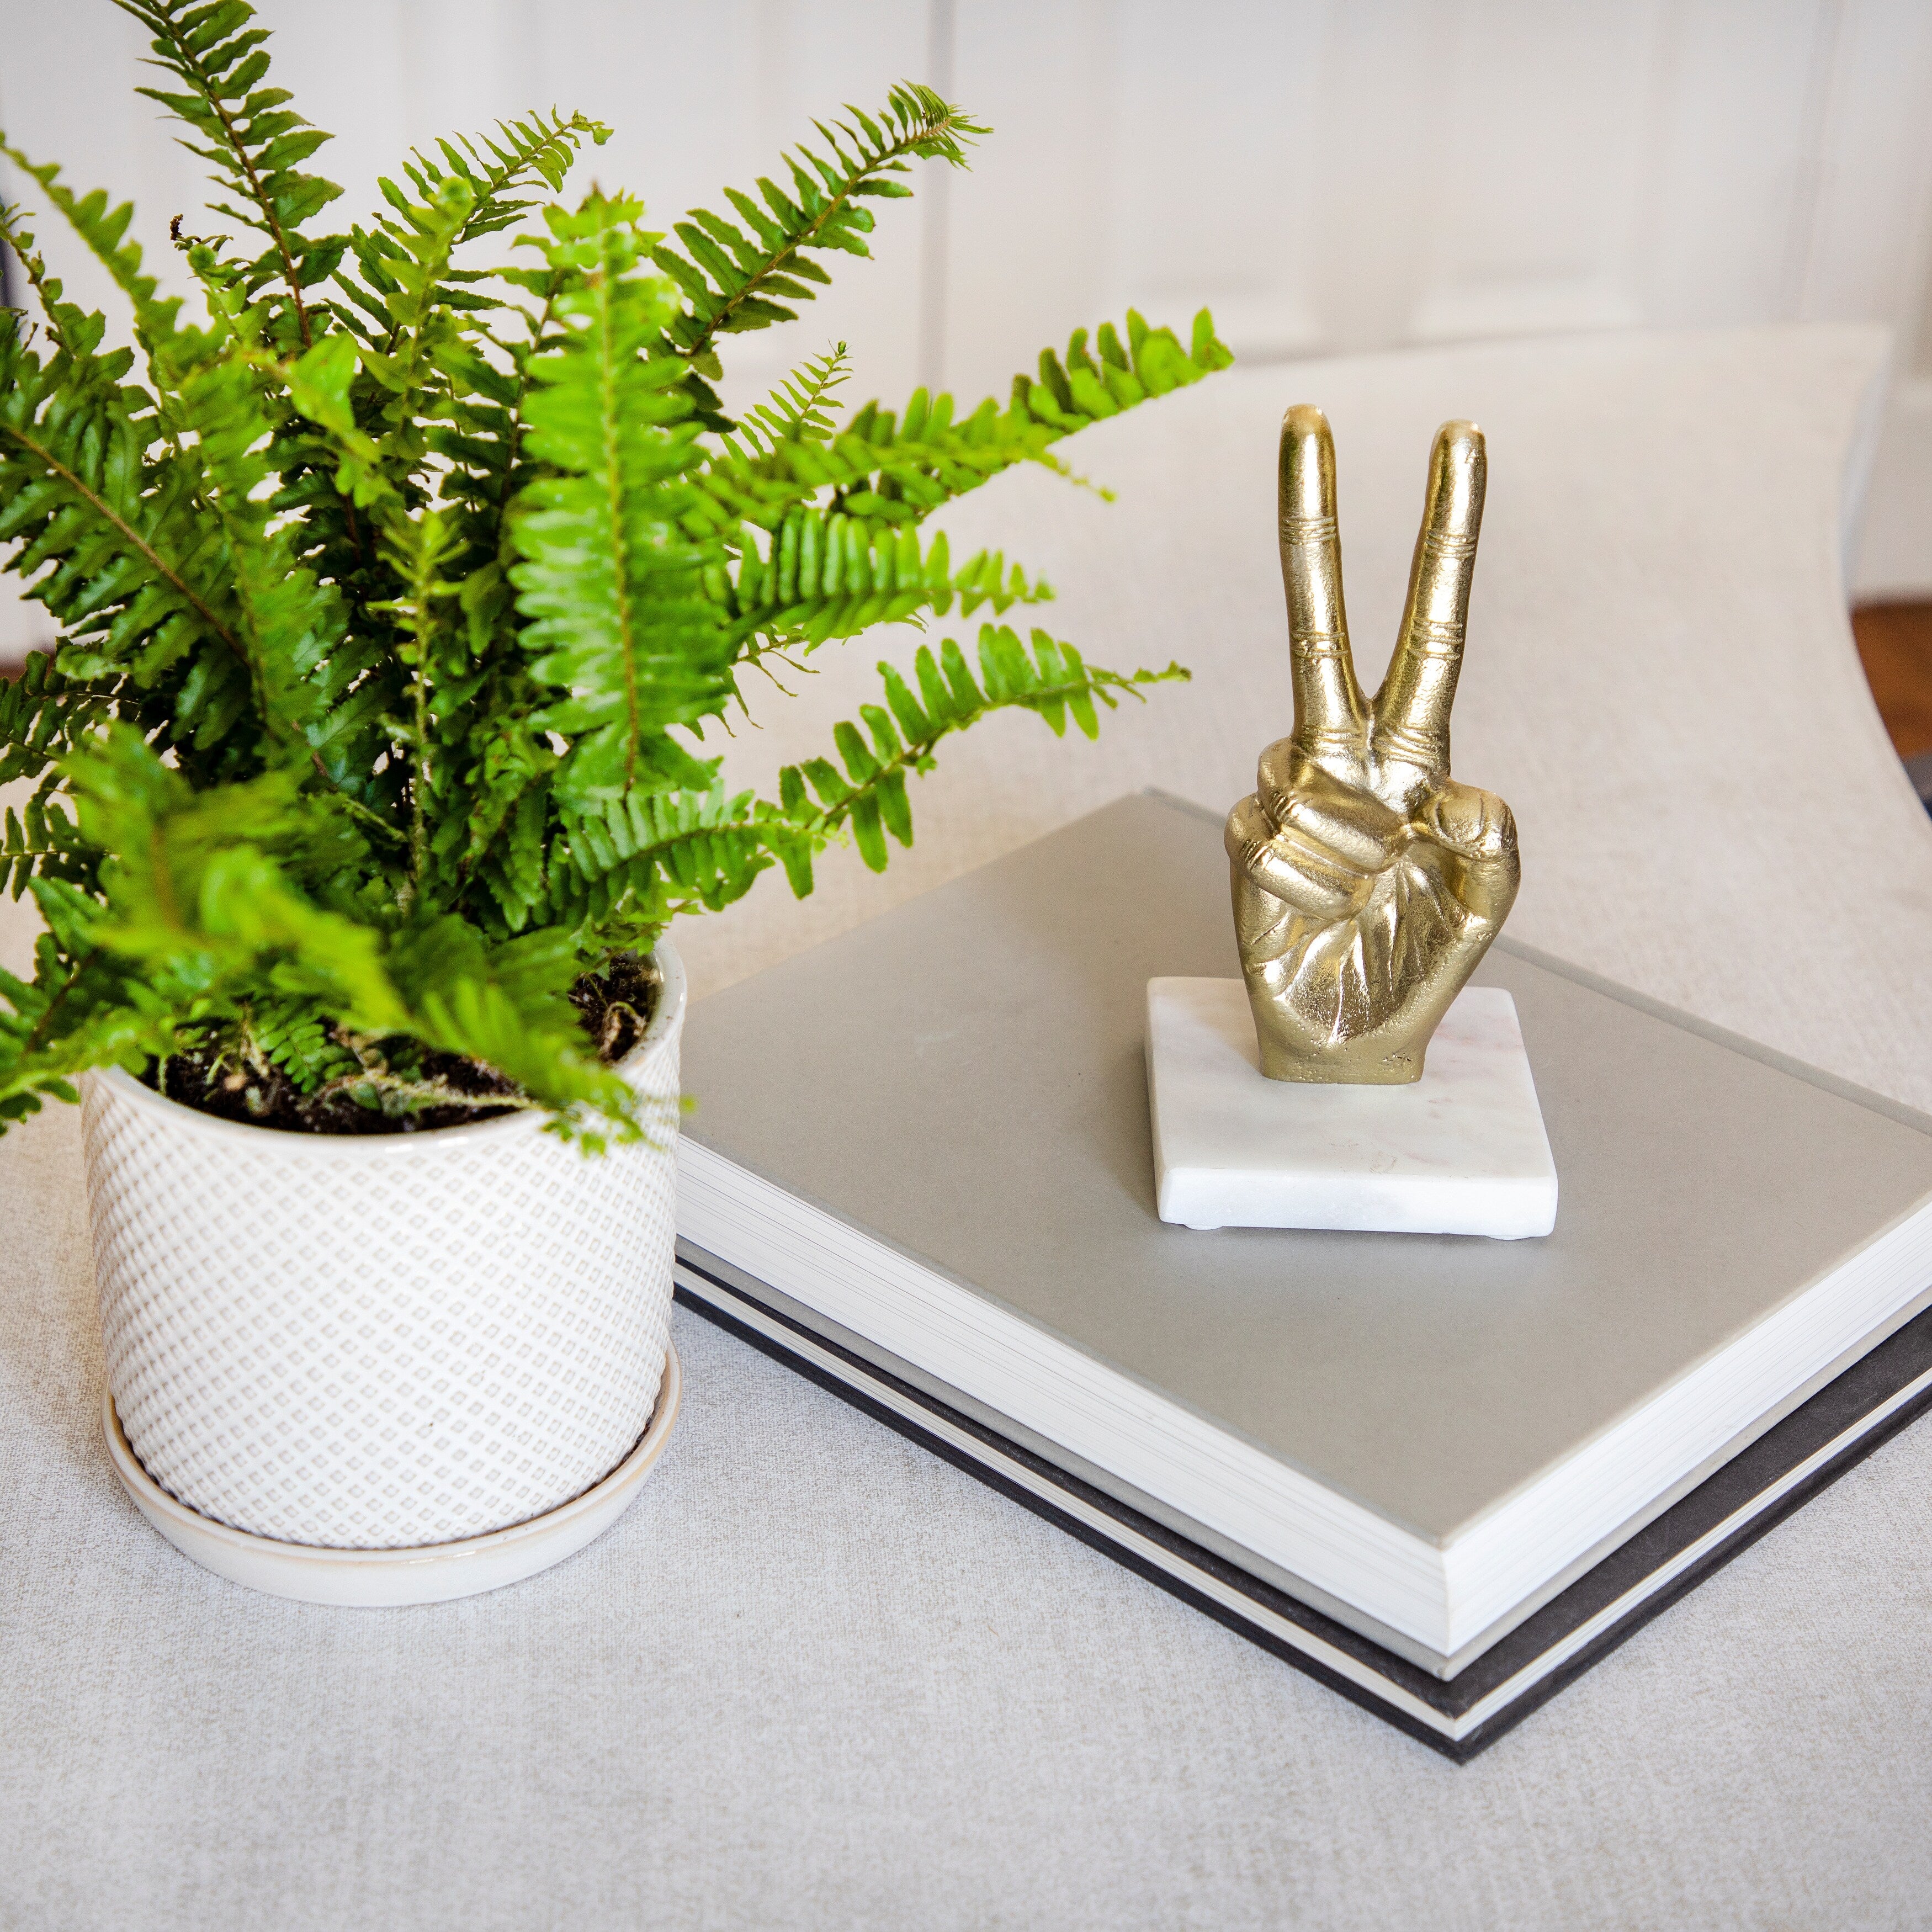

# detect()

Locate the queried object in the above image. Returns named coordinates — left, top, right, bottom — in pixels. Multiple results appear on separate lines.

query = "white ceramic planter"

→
left=79, top=941, right=687, bottom=1580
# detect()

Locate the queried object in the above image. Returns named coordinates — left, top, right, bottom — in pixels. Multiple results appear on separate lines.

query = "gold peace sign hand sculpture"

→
left=1227, top=405, right=1520, bottom=1084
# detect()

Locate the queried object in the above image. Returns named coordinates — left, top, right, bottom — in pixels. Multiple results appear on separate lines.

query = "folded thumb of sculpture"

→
left=1225, top=405, right=1521, bottom=1083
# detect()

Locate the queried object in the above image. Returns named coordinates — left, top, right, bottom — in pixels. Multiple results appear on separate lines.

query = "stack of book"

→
left=671, top=793, right=1932, bottom=1758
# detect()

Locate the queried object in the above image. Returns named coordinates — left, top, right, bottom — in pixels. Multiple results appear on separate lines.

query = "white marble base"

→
left=1146, top=980, right=1558, bottom=1239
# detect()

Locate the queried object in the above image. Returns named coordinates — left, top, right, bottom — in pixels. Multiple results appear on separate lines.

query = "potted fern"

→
left=0, top=0, right=1227, bottom=1599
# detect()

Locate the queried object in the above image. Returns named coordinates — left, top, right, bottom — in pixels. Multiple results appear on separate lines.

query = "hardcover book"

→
left=671, top=793, right=1932, bottom=1756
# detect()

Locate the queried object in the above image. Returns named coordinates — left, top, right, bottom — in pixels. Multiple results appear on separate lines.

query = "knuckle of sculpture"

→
left=1459, top=791, right=1517, bottom=862
left=1225, top=795, right=1275, bottom=866
left=1484, top=797, right=1519, bottom=859
left=1372, top=721, right=1438, bottom=769
left=1256, top=738, right=1296, bottom=788
left=1426, top=784, right=1513, bottom=857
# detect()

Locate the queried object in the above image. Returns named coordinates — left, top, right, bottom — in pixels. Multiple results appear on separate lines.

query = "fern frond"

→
left=406, top=110, right=612, bottom=248
left=63, top=727, right=380, bottom=987
left=447, top=723, right=559, bottom=933
left=0, top=328, right=266, bottom=746
left=322, top=171, right=476, bottom=501
left=0, top=654, right=118, bottom=792
left=701, top=387, right=1046, bottom=523
left=1018, top=310, right=1234, bottom=428
left=383, top=915, right=635, bottom=1134
left=694, top=310, right=1232, bottom=538
left=112, top=0, right=342, bottom=347
left=0, top=220, right=353, bottom=763
left=0, top=137, right=185, bottom=350
left=0, top=789, right=88, bottom=899
left=43, top=725, right=635, bottom=1132
left=720, top=342, right=852, bottom=463
left=364, top=505, right=464, bottom=891
left=509, top=192, right=733, bottom=806
left=171, top=343, right=343, bottom=749
left=721, top=513, right=1049, bottom=652
left=0, top=206, right=127, bottom=371
left=655, top=83, right=984, bottom=365
left=0, top=731, right=375, bottom=1125
left=0, top=876, right=179, bottom=1124
left=333, top=171, right=489, bottom=357
left=228, top=992, right=356, bottom=1089
left=769, top=625, right=1187, bottom=879
left=540, top=784, right=772, bottom=937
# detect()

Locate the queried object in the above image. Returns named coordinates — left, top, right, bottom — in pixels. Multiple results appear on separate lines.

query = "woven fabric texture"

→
left=4, top=326, right=1932, bottom=1929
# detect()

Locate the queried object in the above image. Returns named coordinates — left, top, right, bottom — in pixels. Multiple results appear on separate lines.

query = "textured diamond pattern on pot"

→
left=81, top=1017, right=682, bottom=1551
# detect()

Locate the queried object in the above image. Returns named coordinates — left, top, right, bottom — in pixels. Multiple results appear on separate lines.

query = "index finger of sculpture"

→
left=1279, top=405, right=1368, bottom=758
left=1371, top=420, right=1486, bottom=781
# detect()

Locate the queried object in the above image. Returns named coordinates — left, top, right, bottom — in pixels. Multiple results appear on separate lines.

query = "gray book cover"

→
left=675, top=793, right=1932, bottom=1702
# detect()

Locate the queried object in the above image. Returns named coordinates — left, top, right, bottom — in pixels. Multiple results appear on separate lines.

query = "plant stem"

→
left=18, top=946, right=99, bottom=1057
left=680, top=109, right=973, bottom=364
left=407, top=665, right=428, bottom=903
left=0, top=424, right=245, bottom=657
left=316, top=1066, right=541, bottom=1116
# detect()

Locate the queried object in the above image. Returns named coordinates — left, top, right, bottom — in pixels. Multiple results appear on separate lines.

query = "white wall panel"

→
left=1797, top=0, right=1932, bottom=330
left=0, top=1, right=931, bottom=396
left=1403, top=1, right=1666, bottom=344
left=941, top=0, right=1123, bottom=405
left=1101, top=1, right=1328, bottom=363
left=1638, top=0, right=1824, bottom=326
left=4, top=0, right=1932, bottom=644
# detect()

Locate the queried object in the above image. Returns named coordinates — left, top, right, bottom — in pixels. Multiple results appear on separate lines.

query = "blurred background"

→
left=4, top=0, right=1932, bottom=781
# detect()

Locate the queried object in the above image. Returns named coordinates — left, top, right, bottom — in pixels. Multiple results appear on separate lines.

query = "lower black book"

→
left=675, top=1245, right=1932, bottom=1761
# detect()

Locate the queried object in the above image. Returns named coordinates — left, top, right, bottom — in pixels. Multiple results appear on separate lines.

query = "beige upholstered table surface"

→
left=5, top=326, right=1931, bottom=1929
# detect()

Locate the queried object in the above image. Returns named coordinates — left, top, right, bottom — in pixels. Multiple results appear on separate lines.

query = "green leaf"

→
left=761, top=629, right=1188, bottom=894
left=654, top=83, right=986, bottom=366
left=509, top=192, right=735, bottom=800
left=0, top=49, right=1220, bottom=1143
left=112, top=0, right=343, bottom=344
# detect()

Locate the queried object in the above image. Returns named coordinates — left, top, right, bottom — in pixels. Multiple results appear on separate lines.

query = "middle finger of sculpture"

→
left=1227, top=406, right=1520, bottom=1083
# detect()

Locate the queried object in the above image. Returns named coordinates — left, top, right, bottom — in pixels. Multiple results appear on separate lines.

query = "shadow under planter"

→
left=102, top=1348, right=681, bottom=1606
